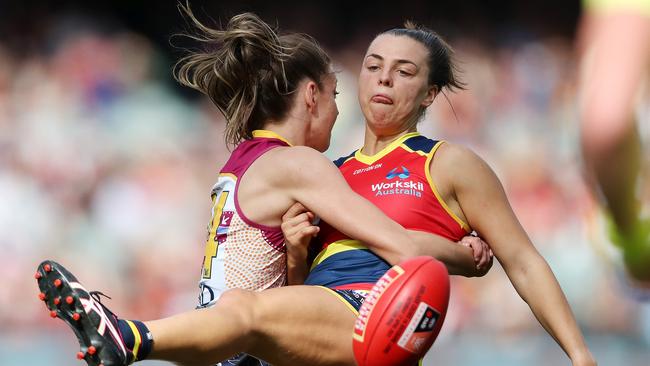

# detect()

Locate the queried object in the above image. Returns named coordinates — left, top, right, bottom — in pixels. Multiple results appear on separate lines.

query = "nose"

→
left=378, top=69, right=392, bottom=87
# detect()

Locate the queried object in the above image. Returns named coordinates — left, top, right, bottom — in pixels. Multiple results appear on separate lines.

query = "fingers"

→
left=281, top=202, right=319, bottom=249
left=282, top=212, right=313, bottom=229
left=478, top=239, right=490, bottom=269
left=479, top=238, right=494, bottom=269
left=460, top=236, right=483, bottom=261
left=282, top=202, right=310, bottom=221
left=301, top=225, right=320, bottom=238
left=474, top=238, right=485, bottom=268
left=459, top=235, right=493, bottom=269
left=281, top=215, right=313, bottom=235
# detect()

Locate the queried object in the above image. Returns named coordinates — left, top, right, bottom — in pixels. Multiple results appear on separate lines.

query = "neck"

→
left=362, top=124, right=417, bottom=156
left=261, top=116, right=307, bottom=146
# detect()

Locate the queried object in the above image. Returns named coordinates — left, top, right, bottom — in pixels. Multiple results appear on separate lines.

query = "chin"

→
left=367, top=118, right=393, bottom=131
left=369, top=110, right=392, bottom=124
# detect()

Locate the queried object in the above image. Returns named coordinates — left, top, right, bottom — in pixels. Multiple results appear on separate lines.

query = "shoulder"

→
left=434, top=142, right=500, bottom=188
left=434, top=141, right=484, bottom=169
left=404, top=134, right=439, bottom=154
left=270, top=146, right=333, bottom=166
left=332, top=150, right=357, bottom=168
left=264, top=146, right=338, bottom=180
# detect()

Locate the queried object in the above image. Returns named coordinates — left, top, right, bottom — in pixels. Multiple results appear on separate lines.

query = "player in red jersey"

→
left=284, top=22, right=597, bottom=366
left=35, top=10, right=488, bottom=366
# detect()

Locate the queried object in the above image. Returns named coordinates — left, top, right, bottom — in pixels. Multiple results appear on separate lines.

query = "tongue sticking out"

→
left=371, top=95, right=393, bottom=104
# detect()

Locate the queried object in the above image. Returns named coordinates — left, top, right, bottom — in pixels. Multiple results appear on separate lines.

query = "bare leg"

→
left=579, top=11, right=650, bottom=232
left=582, top=124, right=642, bottom=232
left=146, top=286, right=357, bottom=366
left=579, top=11, right=650, bottom=281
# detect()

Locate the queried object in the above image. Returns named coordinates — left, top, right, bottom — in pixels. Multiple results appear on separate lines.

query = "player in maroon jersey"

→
left=284, top=22, right=596, bottom=366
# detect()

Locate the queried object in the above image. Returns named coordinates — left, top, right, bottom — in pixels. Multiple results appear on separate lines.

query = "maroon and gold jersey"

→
left=198, top=130, right=290, bottom=308
left=305, top=132, right=470, bottom=289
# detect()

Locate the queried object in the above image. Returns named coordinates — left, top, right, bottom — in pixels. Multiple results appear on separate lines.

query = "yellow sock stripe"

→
left=125, top=320, right=142, bottom=361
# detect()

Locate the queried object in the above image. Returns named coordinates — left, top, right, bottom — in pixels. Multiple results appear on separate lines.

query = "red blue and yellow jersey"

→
left=305, top=132, right=470, bottom=289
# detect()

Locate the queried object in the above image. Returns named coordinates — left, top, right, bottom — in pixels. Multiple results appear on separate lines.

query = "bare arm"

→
left=408, top=230, right=492, bottom=277
left=444, top=143, right=594, bottom=365
left=279, top=204, right=490, bottom=277
left=281, top=203, right=318, bottom=285
left=275, top=146, right=475, bottom=269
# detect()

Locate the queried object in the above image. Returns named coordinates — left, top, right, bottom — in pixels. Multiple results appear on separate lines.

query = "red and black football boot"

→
left=35, top=260, right=134, bottom=366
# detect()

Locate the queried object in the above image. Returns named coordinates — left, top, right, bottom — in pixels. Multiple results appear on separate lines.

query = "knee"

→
left=580, top=102, right=634, bottom=154
left=213, top=289, right=259, bottom=334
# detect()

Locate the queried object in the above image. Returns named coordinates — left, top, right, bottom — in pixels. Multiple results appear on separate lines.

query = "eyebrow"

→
left=366, top=53, right=418, bottom=68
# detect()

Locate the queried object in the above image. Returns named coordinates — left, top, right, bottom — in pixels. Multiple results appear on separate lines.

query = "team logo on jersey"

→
left=386, top=166, right=410, bottom=179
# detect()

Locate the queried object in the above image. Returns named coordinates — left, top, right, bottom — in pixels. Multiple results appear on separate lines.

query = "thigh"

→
left=581, top=13, right=650, bottom=132
left=248, top=285, right=357, bottom=366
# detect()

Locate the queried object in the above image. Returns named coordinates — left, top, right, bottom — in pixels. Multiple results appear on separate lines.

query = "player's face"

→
left=358, top=34, right=435, bottom=135
left=308, top=72, right=339, bottom=152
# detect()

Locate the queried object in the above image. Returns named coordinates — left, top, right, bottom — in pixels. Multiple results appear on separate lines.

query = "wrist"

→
left=570, top=349, right=596, bottom=366
left=286, top=246, right=308, bottom=265
left=286, top=246, right=307, bottom=258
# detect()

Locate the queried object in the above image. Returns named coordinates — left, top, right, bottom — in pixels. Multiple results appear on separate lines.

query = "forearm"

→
left=286, top=246, right=309, bottom=285
left=505, top=254, right=592, bottom=361
left=435, top=245, right=481, bottom=277
left=447, top=145, right=594, bottom=364
left=407, top=230, right=482, bottom=276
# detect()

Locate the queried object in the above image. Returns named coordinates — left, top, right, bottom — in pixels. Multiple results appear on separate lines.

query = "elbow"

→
left=471, top=265, right=491, bottom=278
left=382, top=234, right=438, bottom=265
left=382, top=244, right=418, bottom=265
left=398, top=241, right=422, bottom=263
left=450, top=265, right=482, bottom=278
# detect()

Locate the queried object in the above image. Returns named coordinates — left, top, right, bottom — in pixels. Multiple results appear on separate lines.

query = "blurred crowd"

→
left=0, top=10, right=649, bottom=366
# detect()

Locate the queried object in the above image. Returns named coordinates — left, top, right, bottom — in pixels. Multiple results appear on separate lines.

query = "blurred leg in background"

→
left=578, top=0, right=650, bottom=284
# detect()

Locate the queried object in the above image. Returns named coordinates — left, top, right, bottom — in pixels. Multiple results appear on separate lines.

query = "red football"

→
left=352, top=256, right=450, bottom=366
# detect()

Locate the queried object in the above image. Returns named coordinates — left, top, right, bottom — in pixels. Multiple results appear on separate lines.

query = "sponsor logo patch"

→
left=397, top=302, right=440, bottom=353
left=386, top=166, right=409, bottom=180
left=353, top=163, right=383, bottom=175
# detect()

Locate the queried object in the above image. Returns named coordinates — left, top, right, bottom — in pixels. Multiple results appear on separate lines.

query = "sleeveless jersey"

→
left=197, top=130, right=289, bottom=308
left=305, top=132, right=470, bottom=288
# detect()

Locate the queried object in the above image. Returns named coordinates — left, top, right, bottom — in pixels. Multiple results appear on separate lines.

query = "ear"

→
left=420, top=85, right=438, bottom=108
left=304, top=80, right=319, bottom=113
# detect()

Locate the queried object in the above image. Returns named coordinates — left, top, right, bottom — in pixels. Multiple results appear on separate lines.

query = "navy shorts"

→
left=329, top=289, right=369, bottom=312
left=217, top=353, right=270, bottom=366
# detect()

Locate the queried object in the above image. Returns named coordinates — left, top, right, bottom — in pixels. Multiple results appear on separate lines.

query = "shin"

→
left=146, top=289, right=260, bottom=365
